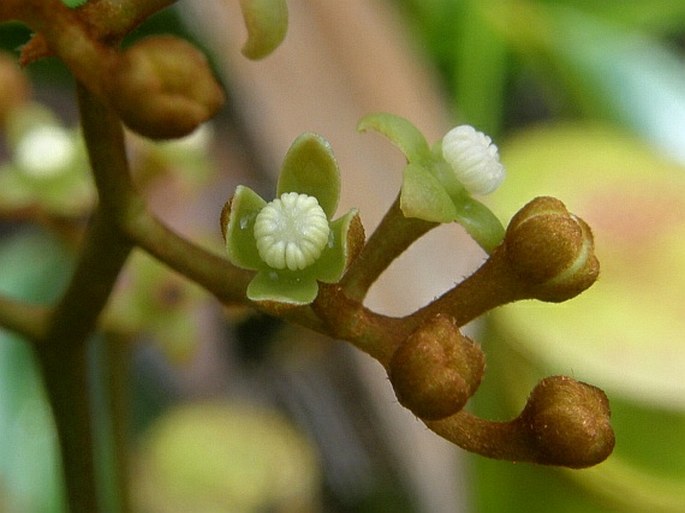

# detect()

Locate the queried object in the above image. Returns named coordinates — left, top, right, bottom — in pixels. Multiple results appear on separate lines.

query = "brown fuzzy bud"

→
left=504, top=196, right=599, bottom=302
left=520, top=376, right=615, bottom=468
left=109, top=36, right=225, bottom=139
left=389, top=315, right=485, bottom=420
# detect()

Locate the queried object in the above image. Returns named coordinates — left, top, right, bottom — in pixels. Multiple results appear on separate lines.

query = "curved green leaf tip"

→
left=358, top=112, right=431, bottom=165
left=239, top=0, right=289, bottom=60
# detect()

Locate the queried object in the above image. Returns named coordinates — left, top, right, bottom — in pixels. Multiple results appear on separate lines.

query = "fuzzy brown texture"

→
left=520, top=375, right=615, bottom=468
left=109, top=36, right=225, bottom=139
left=389, top=314, right=485, bottom=420
left=504, top=196, right=600, bottom=302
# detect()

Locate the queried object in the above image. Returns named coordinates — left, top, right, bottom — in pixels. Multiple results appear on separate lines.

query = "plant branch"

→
left=0, top=293, right=51, bottom=341
left=340, top=194, right=436, bottom=302
left=36, top=209, right=133, bottom=513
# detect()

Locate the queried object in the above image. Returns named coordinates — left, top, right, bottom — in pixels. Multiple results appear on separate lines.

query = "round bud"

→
left=389, top=315, right=485, bottom=420
left=109, top=36, right=225, bottom=139
left=504, top=196, right=599, bottom=301
left=520, top=376, right=615, bottom=468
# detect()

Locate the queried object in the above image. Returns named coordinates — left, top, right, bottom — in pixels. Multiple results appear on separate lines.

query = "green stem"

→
left=123, top=209, right=253, bottom=305
left=36, top=209, right=133, bottom=513
left=340, top=194, right=436, bottom=302
left=32, top=84, right=137, bottom=513
left=103, top=333, right=134, bottom=513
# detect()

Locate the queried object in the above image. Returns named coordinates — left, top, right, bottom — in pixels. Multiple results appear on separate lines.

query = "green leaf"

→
left=400, top=162, right=456, bottom=222
left=239, top=0, right=289, bottom=60
left=224, top=185, right=266, bottom=271
left=357, top=113, right=431, bottom=165
left=277, top=133, right=341, bottom=218
left=452, top=194, right=505, bottom=253
left=247, top=269, right=319, bottom=305
left=313, top=209, right=359, bottom=283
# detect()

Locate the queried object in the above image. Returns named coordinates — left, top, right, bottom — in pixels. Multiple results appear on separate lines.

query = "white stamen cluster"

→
left=15, top=125, right=75, bottom=179
left=441, top=125, right=505, bottom=195
left=254, top=192, right=330, bottom=271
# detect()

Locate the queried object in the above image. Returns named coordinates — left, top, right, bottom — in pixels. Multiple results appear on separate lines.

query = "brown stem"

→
left=313, top=284, right=410, bottom=367
left=339, top=194, right=436, bottom=302
left=411, top=245, right=525, bottom=328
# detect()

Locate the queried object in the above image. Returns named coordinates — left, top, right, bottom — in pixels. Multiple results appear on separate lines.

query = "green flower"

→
left=223, top=132, right=359, bottom=305
left=358, top=112, right=505, bottom=253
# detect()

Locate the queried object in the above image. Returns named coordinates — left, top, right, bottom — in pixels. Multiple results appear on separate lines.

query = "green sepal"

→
left=247, top=269, right=319, bottom=305
left=400, top=162, right=457, bottom=223
left=224, top=185, right=267, bottom=271
left=357, top=113, right=431, bottom=165
left=239, top=0, right=289, bottom=60
left=313, top=209, right=359, bottom=283
left=277, top=133, right=341, bottom=218
left=453, top=193, right=505, bottom=254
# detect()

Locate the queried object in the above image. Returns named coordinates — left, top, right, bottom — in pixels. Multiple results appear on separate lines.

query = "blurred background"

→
left=0, top=1, right=684, bottom=512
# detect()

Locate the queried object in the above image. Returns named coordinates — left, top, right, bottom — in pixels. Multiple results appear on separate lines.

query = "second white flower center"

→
left=254, top=192, right=330, bottom=271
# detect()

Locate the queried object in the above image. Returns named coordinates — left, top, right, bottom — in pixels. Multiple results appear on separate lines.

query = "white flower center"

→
left=15, top=125, right=76, bottom=179
left=441, top=125, right=505, bottom=195
left=254, top=192, right=330, bottom=271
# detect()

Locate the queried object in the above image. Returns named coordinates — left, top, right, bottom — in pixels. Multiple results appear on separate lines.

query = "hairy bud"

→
left=109, top=36, right=225, bottom=139
left=389, top=315, right=484, bottom=420
left=520, top=376, right=615, bottom=468
left=504, top=196, right=599, bottom=301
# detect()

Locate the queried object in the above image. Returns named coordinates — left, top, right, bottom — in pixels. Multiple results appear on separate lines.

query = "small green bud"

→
left=239, top=0, right=289, bottom=60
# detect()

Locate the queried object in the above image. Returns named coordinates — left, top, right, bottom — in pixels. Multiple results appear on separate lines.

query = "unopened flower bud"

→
left=520, top=376, right=615, bottom=468
left=389, top=315, right=484, bottom=420
left=504, top=196, right=599, bottom=301
left=109, top=36, right=225, bottom=139
left=442, top=125, right=505, bottom=195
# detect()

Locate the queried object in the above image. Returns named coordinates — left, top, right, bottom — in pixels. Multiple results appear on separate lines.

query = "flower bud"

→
left=504, top=196, right=599, bottom=301
left=109, top=36, right=225, bottom=139
left=520, top=376, right=615, bottom=468
left=442, top=125, right=505, bottom=195
left=389, top=315, right=484, bottom=420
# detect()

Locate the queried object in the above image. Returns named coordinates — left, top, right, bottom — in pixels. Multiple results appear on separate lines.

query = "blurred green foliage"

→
left=395, top=0, right=685, bottom=151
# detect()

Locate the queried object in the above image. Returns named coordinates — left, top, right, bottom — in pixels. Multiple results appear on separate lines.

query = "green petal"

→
left=313, top=209, right=359, bottom=283
left=247, top=270, right=319, bottom=305
left=452, top=193, right=505, bottom=254
left=357, top=113, right=431, bottom=165
left=277, top=133, right=340, bottom=218
left=239, top=0, right=288, bottom=60
left=225, top=185, right=267, bottom=271
left=400, top=163, right=457, bottom=223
